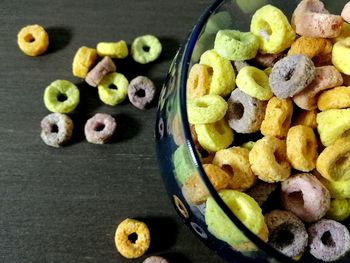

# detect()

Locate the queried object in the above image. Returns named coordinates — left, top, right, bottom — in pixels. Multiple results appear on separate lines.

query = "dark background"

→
left=0, top=0, right=226, bottom=262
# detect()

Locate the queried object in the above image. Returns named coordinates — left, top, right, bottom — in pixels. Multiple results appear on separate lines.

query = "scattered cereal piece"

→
left=96, top=40, right=128, bottom=59
left=85, top=56, right=116, bottom=87
left=131, top=35, right=162, bottom=64
left=84, top=113, right=116, bottom=144
left=40, top=113, right=73, bottom=147
left=43, top=79, right=80, bottom=113
left=128, top=76, right=156, bottom=110
left=115, top=218, right=150, bottom=259
left=17, top=24, right=49, bottom=56
left=98, top=72, right=129, bottom=106
left=143, top=256, right=169, bottom=263
left=72, top=46, right=98, bottom=78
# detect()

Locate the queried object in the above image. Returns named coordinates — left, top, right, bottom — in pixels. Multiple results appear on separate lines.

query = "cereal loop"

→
left=85, top=56, right=116, bottom=87
left=326, top=198, right=350, bottom=221
left=187, top=95, right=227, bottom=124
left=128, top=76, right=156, bottom=110
left=292, top=0, right=343, bottom=38
left=114, top=218, right=150, bottom=259
left=84, top=113, right=116, bottom=144
left=318, top=86, right=350, bottom=111
left=131, top=35, right=162, bottom=64
left=40, top=113, right=73, bottom=147
left=250, top=5, right=295, bottom=54
left=246, top=181, right=277, bottom=206
left=286, top=125, right=318, bottom=172
left=17, top=24, right=49, bottom=56
left=186, top=64, right=211, bottom=99
left=72, top=46, right=98, bottom=78
left=318, top=176, right=350, bottom=199
left=260, top=97, right=293, bottom=139
left=332, top=38, right=350, bottom=75
left=236, top=66, right=273, bottom=101
left=98, top=72, right=129, bottom=106
left=143, top=256, right=169, bottom=263
left=214, top=30, right=259, bottom=61
left=249, top=136, right=291, bottom=183
left=342, top=2, right=350, bottom=23
left=316, top=109, right=350, bottom=146
left=293, top=109, right=317, bottom=129
left=96, top=40, right=128, bottom=59
left=213, top=147, right=256, bottom=191
left=316, top=137, right=350, bottom=182
left=195, top=118, right=234, bottom=152
left=199, top=49, right=235, bottom=97
left=173, top=195, right=189, bottom=219
left=252, top=52, right=284, bottom=68
left=43, top=80, right=80, bottom=113
left=293, top=66, right=343, bottom=110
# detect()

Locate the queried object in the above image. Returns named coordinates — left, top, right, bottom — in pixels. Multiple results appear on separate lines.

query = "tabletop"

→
left=0, top=0, right=226, bottom=262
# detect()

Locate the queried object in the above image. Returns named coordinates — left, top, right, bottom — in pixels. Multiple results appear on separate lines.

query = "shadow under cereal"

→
left=46, top=26, right=72, bottom=54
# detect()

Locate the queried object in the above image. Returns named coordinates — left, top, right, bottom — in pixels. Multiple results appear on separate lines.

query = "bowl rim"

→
left=178, top=1, right=295, bottom=262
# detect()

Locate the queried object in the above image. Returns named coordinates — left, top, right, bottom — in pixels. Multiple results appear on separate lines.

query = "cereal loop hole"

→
left=221, top=164, right=234, bottom=176
left=284, top=68, right=295, bottom=81
left=275, top=229, right=294, bottom=245
left=24, top=34, right=35, bottom=43
left=57, top=93, right=68, bottom=102
left=51, top=124, right=59, bottom=133
left=335, top=156, right=348, bottom=166
left=135, top=89, right=146, bottom=98
left=142, top=45, right=150, bottom=52
left=273, top=149, right=284, bottom=164
left=109, top=84, right=118, bottom=90
left=288, top=191, right=304, bottom=207
left=321, top=231, right=335, bottom=247
left=94, top=122, right=105, bottom=132
left=214, top=122, right=225, bottom=135
left=128, top=232, right=138, bottom=244
left=232, top=102, right=244, bottom=120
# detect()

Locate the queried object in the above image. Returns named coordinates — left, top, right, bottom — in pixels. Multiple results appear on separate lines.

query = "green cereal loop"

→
left=318, top=176, right=350, bottom=199
left=173, top=144, right=194, bottom=185
left=187, top=94, right=228, bottom=124
left=214, top=30, right=259, bottom=61
left=98, top=72, right=129, bottom=106
left=195, top=118, right=234, bottom=152
left=199, top=49, right=235, bottom=97
left=131, top=35, right=162, bottom=64
left=326, top=198, right=350, bottom=221
left=250, top=5, right=295, bottom=54
left=205, top=189, right=264, bottom=246
left=236, top=66, right=272, bottom=101
left=44, top=80, right=80, bottom=113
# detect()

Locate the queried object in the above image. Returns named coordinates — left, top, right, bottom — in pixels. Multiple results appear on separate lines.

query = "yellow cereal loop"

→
left=316, top=109, right=350, bottom=146
left=186, top=64, right=211, bottom=99
left=260, top=97, right=293, bottom=138
left=249, top=136, right=291, bottom=183
left=205, top=189, right=266, bottom=246
left=195, top=118, right=234, bottom=152
left=318, top=176, right=350, bottom=199
left=318, top=86, right=350, bottom=111
left=72, top=46, right=98, bottom=78
left=332, top=38, right=350, bottom=75
left=236, top=66, right=272, bottom=101
left=286, top=125, right=318, bottom=172
left=213, top=147, right=257, bottom=191
left=293, top=109, right=317, bottom=129
left=316, top=137, right=350, bottom=182
left=250, top=5, right=296, bottom=54
left=96, top=40, right=128, bottom=59
left=199, top=49, right=235, bottom=97
left=333, top=22, right=350, bottom=43
left=187, top=95, right=228, bottom=124
left=326, top=198, right=350, bottom=221
left=17, top=24, right=49, bottom=56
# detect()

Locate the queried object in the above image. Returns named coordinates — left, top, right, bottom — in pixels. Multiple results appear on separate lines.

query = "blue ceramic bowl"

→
left=155, top=0, right=349, bottom=262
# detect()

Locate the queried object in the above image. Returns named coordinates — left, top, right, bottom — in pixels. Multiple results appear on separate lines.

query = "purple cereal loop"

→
left=128, top=76, right=156, bottom=110
left=84, top=113, right=116, bottom=144
left=40, top=113, right=73, bottom=147
left=85, top=56, right=116, bottom=87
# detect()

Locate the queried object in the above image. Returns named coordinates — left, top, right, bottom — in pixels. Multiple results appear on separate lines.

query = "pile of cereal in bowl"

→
left=181, top=0, right=350, bottom=261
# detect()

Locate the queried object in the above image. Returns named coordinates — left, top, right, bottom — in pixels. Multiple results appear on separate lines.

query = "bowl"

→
left=155, top=0, right=350, bottom=262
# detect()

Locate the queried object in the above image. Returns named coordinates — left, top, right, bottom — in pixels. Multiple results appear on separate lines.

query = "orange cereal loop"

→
left=17, top=24, right=49, bottom=56
left=286, top=125, right=318, bottom=172
left=293, top=109, right=317, bottom=129
left=260, top=97, right=293, bottom=139
left=186, top=64, right=212, bottom=99
left=171, top=114, right=185, bottom=146
left=317, top=86, right=350, bottom=111
left=115, top=218, right=150, bottom=259
left=213, top=147, right=257, bottom=191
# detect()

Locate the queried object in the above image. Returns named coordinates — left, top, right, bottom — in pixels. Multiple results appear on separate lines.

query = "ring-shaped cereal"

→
left=269, top=54, right=316, bottom=99
left=316, top=109, right=350, bottom=147
left=44, top=80, right=80, bottom=113
left=199, top=49, right=235, bottom=97
left=186, top=64, right=211, bottom=99
left=173, top=144, right=194, bottom=185
left=316, top=137, right=350, bottom=182
left=187, top=94, right=227, bottom=124
left=318, top=86, right=350, bottom=111
left=236, top=66, right=272, bottom=101
left=128, top=76, right=156, bottom=110
left=96, top=40, right=128, bottom=59
left=114, top=218, right=150, bottom=259
left=85, top=56, right=116, bottom=87
left=17, top=24, right=49, bottom=56
left=173, top=195, right=189, bottom=219
left=286, top=125, right=318, bottom=172
left=226, top=88, right=266, bottom=134
left=214, top=30, right=259, bottom=61
left=293, top=109, right=317, bottom=129
left=249, top=136, right=291, bottom=183
left=195, top=118, right=234, bottom=152
left=333, top=38, right=350, bottom=75
left=293, top=66, right=343, bottom=110
left=260, top=97, right=293, bottom=139
left=98, top=72, right=129, bottom=106
left=72, top=46, right=98, bottom=78
left=40, top=113, right=73, bottom=147
left=250, top=5, right=295, bottom=54
left=318, top=176, right=350, bottom=199
left=281, top=173, right=330, bottom=222
left=131, top=35, right=162, bottom=64
left=292, top=0, right=343, bottom=38
left=326, top=198, right=350, bottom=221
left=213, top=147, right=257, bottom=191
left=84, top=113, right=116, bottom=144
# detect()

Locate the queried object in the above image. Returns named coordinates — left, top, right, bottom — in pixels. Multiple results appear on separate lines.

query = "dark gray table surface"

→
left=0, top=0, right=226, bottom=262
